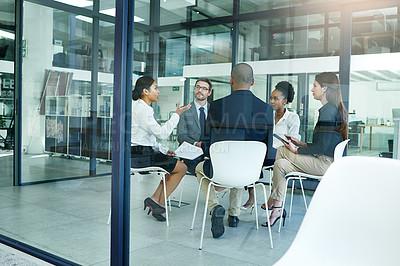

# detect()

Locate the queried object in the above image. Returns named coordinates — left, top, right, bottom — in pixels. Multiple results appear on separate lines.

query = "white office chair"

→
left=277, top=139, right=350, bottom=232
left=190, top=141, right=273, bottom=250
left=108, top=166, right=172, bottom=227
left=274, top=156, right=400, bottom=266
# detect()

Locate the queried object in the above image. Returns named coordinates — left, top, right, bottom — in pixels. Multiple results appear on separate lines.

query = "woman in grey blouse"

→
left=262, top=72, right=348, bottom=227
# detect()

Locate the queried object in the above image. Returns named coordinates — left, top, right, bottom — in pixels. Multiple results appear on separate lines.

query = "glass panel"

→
left=99, top=20, right=114, bottom=73
left=349, top=69, right=399, bottom=156
left=100, top=0, right=150, bottom=25
left=352, top=7, right=400, bottom=55
left=133, top=29, right=149, bottom=75
left=160, top=0, right=194, bottom=25
left=239, top=13, right=339, bottom=61
left=192, top=0, right=233, bottom=20
left=160, top=30, right=187, bottom=77
left=53, top=10, right=93, bottom=70
left=191, top=24, right=232, bottom=65
left=0, top=0, right=15, bottom=188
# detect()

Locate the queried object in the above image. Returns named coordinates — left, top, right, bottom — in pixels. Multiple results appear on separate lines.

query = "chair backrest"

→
left=274, top=156, right=400, bottom=266
left=210, top=141, right=266, bottom=187
left=333, top=139, right=350, bottom=161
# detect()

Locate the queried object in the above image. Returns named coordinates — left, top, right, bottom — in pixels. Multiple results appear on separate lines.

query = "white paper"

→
left=175, top=141, right=203, bottom=160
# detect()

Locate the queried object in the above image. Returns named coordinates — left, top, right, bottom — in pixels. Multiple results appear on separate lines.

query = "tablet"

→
left=273, top=133, right=289, bottom=144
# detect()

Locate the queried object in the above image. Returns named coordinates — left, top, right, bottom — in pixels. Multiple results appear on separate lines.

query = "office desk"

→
left=359, top=124, right=394, bottom=152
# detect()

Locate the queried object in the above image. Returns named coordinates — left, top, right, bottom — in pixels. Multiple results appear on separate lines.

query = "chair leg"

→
left=289, top=179, right=295, bottom=218
left=279, top=178, right=291, bottom=233
left=191, top=176, right=205, bottom=230
left=269, top=169, right=273, bottom=197
left=257, top=183, right=273, bottom=249
left=253, top=183, right=258, bottom=230
left=161, top=174, right=169, bottom=227
left=178, top=175, right=185, bottom=208
left=299, top=179, right=308, bottom=211
left=200, top=182, right=213, bottom=250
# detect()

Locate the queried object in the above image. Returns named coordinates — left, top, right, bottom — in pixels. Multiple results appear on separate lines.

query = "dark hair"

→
left=275, top=81, right=295, bottom=103
left=315, top=72, right=348, bottom=140
left=132, top=76, right=155, bottom=100
left=195, top=78, right=212, bottom=91
left=231, top=63, right=253, bottom=87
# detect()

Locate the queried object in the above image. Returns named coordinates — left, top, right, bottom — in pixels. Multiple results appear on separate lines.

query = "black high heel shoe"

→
left=144, top=197, right=166, bottom=222
left=261, top=203, right=273, bottom=211
left=261, top=207, right=286, bottom=227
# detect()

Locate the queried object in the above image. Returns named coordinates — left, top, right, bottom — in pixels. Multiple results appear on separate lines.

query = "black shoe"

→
left=262, top=207, right=286, bottom=227
left=152, top=212, right=166, bottom=222
left=144, top=197, right=166, bottom=222
left=228, top=215, right=239, bottom=227
left=144, top=197, right=166, bottom=214
left=211, top=205, right=225, bottom=238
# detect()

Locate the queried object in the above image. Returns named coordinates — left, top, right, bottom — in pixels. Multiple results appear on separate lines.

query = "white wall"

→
left=349, top=81, right=400, bottom=149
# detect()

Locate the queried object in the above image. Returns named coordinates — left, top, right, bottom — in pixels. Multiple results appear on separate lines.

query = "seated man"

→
left=177, top=78, right=212, bottom=175
left=196, top=63, right=274, bottom=238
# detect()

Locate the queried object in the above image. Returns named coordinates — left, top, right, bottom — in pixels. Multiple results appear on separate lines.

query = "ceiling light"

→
left=75, top=15, right=92, bottom=23
left=0, top=30, right=14, bottom=40
left=55, top=0, right=93, bottom=7
left=100, top=8, right=144, bottom=22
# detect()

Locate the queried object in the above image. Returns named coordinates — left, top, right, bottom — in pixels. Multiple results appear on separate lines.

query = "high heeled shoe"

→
left=261, top=207, right=286, bottom=227
left=240, top=203, right=255, bottom=212
left=144, top=197, right=166, bottom=222
left=261, top=203, right=273, bottom=211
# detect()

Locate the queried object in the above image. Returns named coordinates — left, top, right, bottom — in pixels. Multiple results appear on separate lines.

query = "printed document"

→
left=175, top=141, right=203, bottom=160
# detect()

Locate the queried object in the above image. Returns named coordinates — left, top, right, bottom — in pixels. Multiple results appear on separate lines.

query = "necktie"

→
left=199, top=107, right=206, bottom=141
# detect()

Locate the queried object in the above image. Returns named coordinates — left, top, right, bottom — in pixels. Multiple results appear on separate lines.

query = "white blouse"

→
left=273, top=109, right=301, bottom=148
left=131, top=99, right=179, bottom=154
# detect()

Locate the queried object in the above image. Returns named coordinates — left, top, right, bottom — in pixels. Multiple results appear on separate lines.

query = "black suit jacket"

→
left=202, top=89, right=274, bottom=177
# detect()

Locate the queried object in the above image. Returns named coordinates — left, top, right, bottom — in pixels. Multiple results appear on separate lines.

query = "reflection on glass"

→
left=160, top=0, right=195, bottom=25
left=192, top=0, right=232, bottom=20
left=352, top=7, right=400, bottom=55
left=239, top=13, right=340, bottom=61
left=191, top=24, right=232, bottom=65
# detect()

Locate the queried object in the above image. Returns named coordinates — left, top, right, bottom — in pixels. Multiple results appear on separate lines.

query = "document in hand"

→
left=175, top=141, right=204, bottom=160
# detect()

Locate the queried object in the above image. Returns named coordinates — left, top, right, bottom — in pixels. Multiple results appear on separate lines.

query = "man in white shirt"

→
left=177, top=78, right=212, bottom=174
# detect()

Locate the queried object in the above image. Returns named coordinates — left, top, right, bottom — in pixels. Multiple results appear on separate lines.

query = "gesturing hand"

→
left=175, top=102, right=191, bottom=115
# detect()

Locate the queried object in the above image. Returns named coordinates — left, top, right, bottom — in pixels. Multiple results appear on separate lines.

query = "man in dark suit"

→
left=177, top=78, right=212, bottom=174
left=195, top=63, right=274, bottom=238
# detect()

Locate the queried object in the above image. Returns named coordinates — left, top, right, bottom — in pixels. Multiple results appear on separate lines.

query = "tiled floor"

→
left=0, top=144, right=387, bottom=265
left=0, top=168, right=315, bottom=265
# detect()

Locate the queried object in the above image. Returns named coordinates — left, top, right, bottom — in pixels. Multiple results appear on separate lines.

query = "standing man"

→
left=195, top=63, right=274, bottom=238
left=177, top=78, right=212, bottom=174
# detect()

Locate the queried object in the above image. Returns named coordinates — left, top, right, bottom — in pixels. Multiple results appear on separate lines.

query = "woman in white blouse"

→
left=241, top=81, right=300, bottom=211
left=131, top=76, right=190, bottom=222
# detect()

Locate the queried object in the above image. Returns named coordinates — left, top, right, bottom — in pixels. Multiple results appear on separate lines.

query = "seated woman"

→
left=262, top=72, right=347, bottom=227
left=131, top=76, right=190, bottom=222
left=241, top=81, right=300, bottom=211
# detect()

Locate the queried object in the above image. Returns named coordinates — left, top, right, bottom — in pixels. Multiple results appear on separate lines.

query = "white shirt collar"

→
left=194, top=100, right=207, bottom=112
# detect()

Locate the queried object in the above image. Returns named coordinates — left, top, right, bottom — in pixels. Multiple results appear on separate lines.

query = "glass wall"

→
left=348, top=6, right=400, bottom=157
left=239, top=12, right=341, bottom=62
left=2, top=0, right=400, bottom=264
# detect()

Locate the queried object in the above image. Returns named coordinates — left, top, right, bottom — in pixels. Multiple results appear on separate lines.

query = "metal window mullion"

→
left=89, top=0, right=99, bottom=175
left=111, top=0, right=134, bottom=265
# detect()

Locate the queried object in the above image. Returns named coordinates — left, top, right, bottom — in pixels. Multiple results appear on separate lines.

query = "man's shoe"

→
left=211, top=205, right=225, bottom=238
left=228, top=215, right=239, bottom=227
